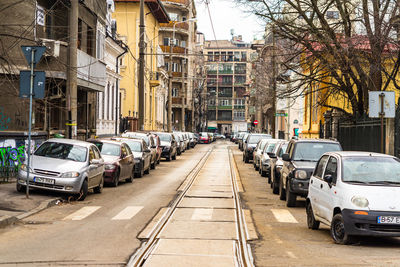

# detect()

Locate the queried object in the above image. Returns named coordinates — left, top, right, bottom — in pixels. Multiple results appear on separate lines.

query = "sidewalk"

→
left=0, top=178, right=60, bottom=228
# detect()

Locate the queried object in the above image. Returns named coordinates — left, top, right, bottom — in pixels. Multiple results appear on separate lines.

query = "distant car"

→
left=259, top=139, right=282, bottom=179
left=215, top=133, right=226, bottom=139
left=188, top=132, right=197, bottom=147
left=238, top=133, right=249, bottom=151
left=198, top=132, right=210, bottom=144
left=253, top=139, right=270, bottom=171
left=150, top=133, right=162, bottom=165
left=243, top=134, right=272, bottom=163
left=156, top=132, right=178, bottom=161
left=280, top=139, right=342, bottom=207
left=307, top=152, right=400, bottom=244
left=270, top=141, right=289, bottom=194
left=88, top=139, right=134, bottom=187
left=112, top=137, right=152, bottom=178
left=17, top=138, right=104, bottom=201
left=122, top=132, right=157, bottom=170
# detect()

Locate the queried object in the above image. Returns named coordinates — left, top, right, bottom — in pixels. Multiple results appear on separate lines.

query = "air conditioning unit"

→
left=42, top=39, right=60, bottom=58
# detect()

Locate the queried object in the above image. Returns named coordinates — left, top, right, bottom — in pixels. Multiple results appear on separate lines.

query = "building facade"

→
left=204, top=37, right=253, bottom=134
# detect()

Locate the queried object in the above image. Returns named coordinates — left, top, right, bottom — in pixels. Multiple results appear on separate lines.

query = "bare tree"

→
left=237, top=0, right=400, bottom=118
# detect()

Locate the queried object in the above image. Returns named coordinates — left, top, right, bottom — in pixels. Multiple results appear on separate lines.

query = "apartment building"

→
left=204, top=36, right=253, bottom=134
left=158, top=0, right=197, bottom=131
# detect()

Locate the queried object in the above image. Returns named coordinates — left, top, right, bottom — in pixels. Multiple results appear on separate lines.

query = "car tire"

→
left=245, top=155, right=250, bottom=163
left=126, top=169, right=134, bottom=183
left=167, top=153, right=172, bottom=161
left=144, top=165, right=150, bottom=174
left=272, top=177, right=279, bottom=194
left=286, top=184, right=297, bottom=207
left=94, top=176, right=104, bottom=194
left=279, top=178, right=286, bottom=201
left=16, top=182, right=25, bottom=193
left=113, top=169, right=120, bottom=187
left=331, top=213, right=353, bottom=245
left=172, top=153, right=177, bottom=160
left=78, top=179, right=88, bottom=201
left=261, top=168, right=267, bottom=177
left=151, top=161, right=156, bottom=170
left=136, top=163, right=144, bottom=178
left=306, top=201, right=320, bottom=230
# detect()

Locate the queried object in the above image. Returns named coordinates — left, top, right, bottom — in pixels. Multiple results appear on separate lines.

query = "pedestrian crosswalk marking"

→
left=191, top=208, right=213, bottom=221
left=271, top=209, right=298, bottom=223
left=112, top=206, right=143, bottom=220
left=63, top=206, right=101, bottom=221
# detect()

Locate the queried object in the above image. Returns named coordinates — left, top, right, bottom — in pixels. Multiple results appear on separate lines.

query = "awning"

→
left=207, top=126, right=217, bottom=130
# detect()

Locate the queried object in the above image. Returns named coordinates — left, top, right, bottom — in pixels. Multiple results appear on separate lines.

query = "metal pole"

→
left=138, top=0, right=145, bottom=131
left=26, top=49, right=36, bottom=199
left=380, top=93, right=385, bottom=154
left=168, top=24, right=175, bottom=132
left=271, top=25, right=277, bottom=138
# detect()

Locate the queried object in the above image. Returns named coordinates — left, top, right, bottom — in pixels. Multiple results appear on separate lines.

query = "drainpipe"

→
left=115, top=42, right=128, bottom=136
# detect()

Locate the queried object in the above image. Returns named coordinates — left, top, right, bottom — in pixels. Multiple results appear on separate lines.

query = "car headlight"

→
left=134, top=158, right=141, bottom=163
left=262, top=158, right=270, bottom=165
left=20, top=164, right=32, bottom=172
left=105, top=164, right=117, bottom=170
left=351, top=196, right=369, bottom=208
left=62, top=171, right=80, bottom=178
left=294, top=170, right=308, bottom=179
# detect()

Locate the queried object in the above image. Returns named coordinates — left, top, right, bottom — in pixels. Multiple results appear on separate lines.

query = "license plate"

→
left=34, top=177, right=55, bottom=185
left=377, top=216, right=400, bottom=224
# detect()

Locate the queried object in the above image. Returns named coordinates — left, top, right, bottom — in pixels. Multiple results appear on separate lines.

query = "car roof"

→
left=46, top=138, right=93, bottom=148
left=327, top=151, right=394, bottom=158
left=291, top=138, right=340, bottom=144
left=88, top=139, right=123, bottom=146
left=113, top=137, right=143, bottom=143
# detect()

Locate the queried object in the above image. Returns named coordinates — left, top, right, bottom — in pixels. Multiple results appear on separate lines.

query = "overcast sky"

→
left=195, top=0, right=265, bottom=42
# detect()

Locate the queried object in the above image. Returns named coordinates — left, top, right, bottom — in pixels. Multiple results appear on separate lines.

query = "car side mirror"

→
left=324, top=174, right=333, bottom=185
left=282, top=153, right=291, bottom=161
left=268, top=152, right=277, bottom=158
left=152, top=145, right=157, bottom=148
left=90, top=159, right=103, bottom=165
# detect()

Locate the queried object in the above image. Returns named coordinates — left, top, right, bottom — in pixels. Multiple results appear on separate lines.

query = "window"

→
left=96, top=25, right=105, bottom=60
left=111, top=85, right=115, bottom=120
left=169, top=12, right=179, bottom=21
left=314, top=155, right=329, bottom=178
left=241, top=52, right=247, bottom=62
left=324, top=157, right=338, bottom=183
left=234, top=52, right=240, bottom=61
left=163, top=37, right=170, bottom=46
left=235, top=99, right=245, bottom=106
left=107, top=83, right=110, bottom=120
left=121, top=145, right=128, bottom=157
left=78, top=19, right=82, bottom=50
left=181, top=41, right=186, bottom=47
left=326, top=11, right=339, bottom=19
left=227, top=52, right=233, bottom=61
left=89, top=147, right=95, bottom=162
left=219, top=99, right=231, bottom=106
left=208, top=99, right=216, bottom=105
left=87, top=25, right=94, bottom=56
left=101, top=90, right=105, bottom=120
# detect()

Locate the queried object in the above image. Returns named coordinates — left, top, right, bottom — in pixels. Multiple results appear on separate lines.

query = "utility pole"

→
left=167, top=24, right=175, bottom=132
left=138, top=0, right=145, bottom=131
left=67, top=0, right=78, bottom=139
left=271, top=24, right=277, bottom=138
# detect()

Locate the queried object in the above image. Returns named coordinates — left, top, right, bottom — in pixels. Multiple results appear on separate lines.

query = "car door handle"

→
left=320, top=184, right=323, bottom=189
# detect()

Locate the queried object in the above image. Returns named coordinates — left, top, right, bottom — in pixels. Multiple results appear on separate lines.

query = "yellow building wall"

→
left=113, top=2, right=161, bottom=131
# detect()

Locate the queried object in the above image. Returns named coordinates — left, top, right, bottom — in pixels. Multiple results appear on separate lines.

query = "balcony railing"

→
left=234, top=105, right=245, bottom=109
left=172, top=72, right=182, bottom=78
left=208, top=105, right=216, bottom=110
left=160, top=45, right=187, bottom=54
left=218, top=106, right=232, bottom=110
left=172, top=97, right=186, bottom=105
left=161, top=0, right=190, bottom=6
left=159, top=21, right=189, bottom=31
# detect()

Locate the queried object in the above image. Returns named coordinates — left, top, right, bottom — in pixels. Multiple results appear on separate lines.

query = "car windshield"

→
left=279, top=144, right=288, bottom=157
left=96, top=143, right=120, bottom=156
left=292, top=142, right=341, bottom=161
left=248, top=135, right=269, bottom=144
left=123, top=133, right=149, bottom=145
left=342, top=156, right=400, bottom=184
left=117, top=140, right=142, bottom=152
left=34, top=142, right=87, bottom=162
left=201, top=132, right=208, bottom=137
left=264, top=143, right=277, bottom=153
left=158, top=133, right=172, bottom=142
left=259, top=140, right=268, bottom=151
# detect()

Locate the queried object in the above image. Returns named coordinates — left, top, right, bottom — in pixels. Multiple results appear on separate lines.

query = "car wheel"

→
left=136, top=163, right=144, bottom=178
left=157, top=159, right=161, bottom=164
left=172, top=153, right=177, bottom=160
left=151, top=161, right=156, bottom=169
left=286, top=184, right=297, bottom=207
left=144, top=165, right=150, bottom=174
left=306, top=201, right=320, bottom=230
left=331, top=213, right=353, bottom=245
left=245, top=155, right=250, bottom=163
left=112, top=169, right=120, bottom=187
left=126, top=169, right=134, bottom=183
left=279, top=178, right=286, bottom=201
left=16, top=182, right=25, bottom=193
left=261, top=168, right=267, bottom=177
left=94, top=175, right=104, bottom=194
left=77, top=179, right=88, bottom=201
left=272, top=176, right=279, bottom=194
left=167, top=153, right=172, bottom=161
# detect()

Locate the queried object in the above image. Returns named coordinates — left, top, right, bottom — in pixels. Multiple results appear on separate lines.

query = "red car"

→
left=198, top=132, right=210, bottom=144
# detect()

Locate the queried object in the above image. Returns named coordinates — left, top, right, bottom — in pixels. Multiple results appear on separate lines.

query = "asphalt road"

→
left=233, top=145, right=400, bottom=267
left=0, top=144, right=210, bottom=266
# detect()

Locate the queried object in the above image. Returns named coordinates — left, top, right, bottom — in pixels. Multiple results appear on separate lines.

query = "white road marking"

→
left=63, top=206, right=101, bottom=221
left=112, top=206, right=143, bottom=220
left=191, top=208, right=213, bottom=220
left=270, top=209, right=298, bottom=223
left=287, top=251, right=297, bottom=259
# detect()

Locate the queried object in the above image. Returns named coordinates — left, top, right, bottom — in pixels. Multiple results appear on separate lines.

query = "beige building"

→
left=204, top=36, right=253, bottom=134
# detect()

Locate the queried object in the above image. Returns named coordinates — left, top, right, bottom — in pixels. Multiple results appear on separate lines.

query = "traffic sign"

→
left=253, top=120, right=259, bottom=125
left=275, top=113, right=288, bottom=117
left=19, top=71, right=46, bottom=99
left=21, top=46, right=46, bottom=67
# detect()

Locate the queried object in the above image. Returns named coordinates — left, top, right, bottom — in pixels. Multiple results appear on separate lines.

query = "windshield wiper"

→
left=345, top=180, right=369, bottom=184
left=294, top=159, right=317, bottom=162
left=368, top=181, right=400, bottom=185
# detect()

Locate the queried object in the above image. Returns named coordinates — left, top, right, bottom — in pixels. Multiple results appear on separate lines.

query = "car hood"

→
left=160, top=141, right=171, bottom=147
left=30, top=155, right=88, bottom=174
left=344, top=185, right=400, bottom=211
left=292, top=161, right=317, bottom=169
left=101, top=155, right=119, bottom=164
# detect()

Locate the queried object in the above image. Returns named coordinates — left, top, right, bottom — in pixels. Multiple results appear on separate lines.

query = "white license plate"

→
left=377, top=216, right=400, bottom=224
left=34, top=177, right=55, bottom=185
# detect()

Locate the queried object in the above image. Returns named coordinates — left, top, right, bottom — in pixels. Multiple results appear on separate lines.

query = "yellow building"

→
left=114, top=0, right=169, bottom=130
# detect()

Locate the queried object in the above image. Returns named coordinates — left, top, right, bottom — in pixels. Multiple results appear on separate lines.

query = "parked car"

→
left=253, top=139, right=270, bottom=171
left=238, top=133, right=249, bottom=151
left=122, top=132, right=157, bottom=170
left=259, top=139, right=282, bottom=179
left=198, top=132, right=210, bottom=144
left=215, top=133, right=226, bottom=139
left=88, top=139, right=134, bottom=187
left=17, top=138, right=104, bottom=201
left=243, top=134, right=272, bottom=163
left=270, top=141, right=289, bottom=194
left=175, top=132, right=186, bottom=154
left=157, top=132, right=178, bottom=161
left=188, top=132, right=197, bottom=148
left=235, top=132, right=244, bottom=144
left=112, top=137, right=152, bottom=178
left=208, top=132, right=215, bottom=142
left=280, top=139, right=342, bottom=207
left=150, top=133, right=162, bottom=165
left=307, top=151, right=400, bottom=244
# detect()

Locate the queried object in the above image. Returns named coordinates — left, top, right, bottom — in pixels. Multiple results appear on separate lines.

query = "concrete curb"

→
left=0, top=198, right=60, bottom=229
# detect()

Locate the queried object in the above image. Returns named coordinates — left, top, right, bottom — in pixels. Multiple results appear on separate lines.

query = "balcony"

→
left=159, top=21, right=189, bottom=35
left=208, top=105, right=216, bottom=110
left=77, top=50, right=106, bottom=91
left=218, top=106, right=232, bottom=110
left=161, top=0, right=190, bottom=8
left=160, top=45, right=187, bottom=55
left=234, top=105, right=245, bottom=110
left=172, top=72, right=182, bottom=78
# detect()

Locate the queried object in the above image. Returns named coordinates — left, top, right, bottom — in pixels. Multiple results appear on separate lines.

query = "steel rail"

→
left=228, top=147, right=255, bottom=267
left=127, top=147, right=214, bottom=267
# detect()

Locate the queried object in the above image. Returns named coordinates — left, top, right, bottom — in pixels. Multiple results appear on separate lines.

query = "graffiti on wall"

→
left=0, top=107, right=11, bottom=131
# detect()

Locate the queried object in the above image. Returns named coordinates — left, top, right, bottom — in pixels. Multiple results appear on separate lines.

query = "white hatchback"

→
left=306, top=151, right=400, bottom=244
